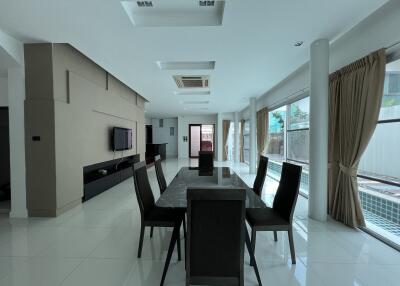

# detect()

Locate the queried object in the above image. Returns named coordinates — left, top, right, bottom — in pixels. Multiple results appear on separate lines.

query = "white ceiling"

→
left=0, top=0, right=389, bottom=117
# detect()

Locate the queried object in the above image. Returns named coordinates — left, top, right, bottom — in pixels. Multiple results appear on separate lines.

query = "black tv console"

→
left=82, top=154, right=140, bottom=202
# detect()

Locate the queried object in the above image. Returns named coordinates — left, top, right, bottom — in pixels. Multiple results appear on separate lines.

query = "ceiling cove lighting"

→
left=157, top=61, right=215, bottom=70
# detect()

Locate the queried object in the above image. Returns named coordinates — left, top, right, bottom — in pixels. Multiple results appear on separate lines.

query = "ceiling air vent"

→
left=199, top=1, right=215, bottom=7
left=137, top=1, right=153, bottom=7
left=173, top=75, right=209, bottom=88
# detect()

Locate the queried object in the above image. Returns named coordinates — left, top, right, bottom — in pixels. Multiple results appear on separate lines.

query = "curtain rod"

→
left=386, top=40, right=400, bottom=50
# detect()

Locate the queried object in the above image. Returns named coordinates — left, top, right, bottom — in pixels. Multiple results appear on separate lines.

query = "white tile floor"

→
left=0, top=158, right=399, bottom=286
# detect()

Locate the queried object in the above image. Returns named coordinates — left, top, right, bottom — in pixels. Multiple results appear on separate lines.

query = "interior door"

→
left=189, top=124, right=201, bottom=158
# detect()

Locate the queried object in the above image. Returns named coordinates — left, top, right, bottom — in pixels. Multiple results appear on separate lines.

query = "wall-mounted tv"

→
left=112, top=127, right=132, bottom=151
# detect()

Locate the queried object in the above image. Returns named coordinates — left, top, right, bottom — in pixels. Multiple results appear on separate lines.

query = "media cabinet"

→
left=83, top=154, right=140, bottom=202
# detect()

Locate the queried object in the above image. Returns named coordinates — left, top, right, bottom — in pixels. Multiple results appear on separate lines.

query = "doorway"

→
left=189, top=124, right=215, bottom=158
left=0, top=107, right=10, bottom=210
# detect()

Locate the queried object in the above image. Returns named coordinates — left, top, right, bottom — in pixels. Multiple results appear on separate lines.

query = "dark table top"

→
left=156, top=167, right=267, bottom=209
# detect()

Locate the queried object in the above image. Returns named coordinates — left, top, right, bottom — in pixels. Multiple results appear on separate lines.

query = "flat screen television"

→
left=112, top=127, right=132, bottom=151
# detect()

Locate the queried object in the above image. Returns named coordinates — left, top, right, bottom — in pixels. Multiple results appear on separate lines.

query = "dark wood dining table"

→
left=156, top=166, right=265, bottom=286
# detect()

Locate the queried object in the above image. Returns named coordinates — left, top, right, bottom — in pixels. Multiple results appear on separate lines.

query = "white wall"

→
left=151, top=118, right=178, bottom=157
left=177, top=114, right=217, bottom=158
left=0, top=77, right=7, bottom=106
left=145, top=116, right=151, bottom=125
left=0, top=29, right=27, bottom=218
left=243, top=0, right=400, bottom=113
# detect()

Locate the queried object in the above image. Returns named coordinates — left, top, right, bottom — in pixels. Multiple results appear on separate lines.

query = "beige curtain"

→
left=328, top=49, right=386, bottom=228
left=256, top=107, right=268, bottom=158
left=222, top=120, right=231, bottom=161
left=240, top=119, right=245, bottom=162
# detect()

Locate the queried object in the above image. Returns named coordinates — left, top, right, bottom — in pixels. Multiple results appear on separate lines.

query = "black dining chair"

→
left=152, top=155, right=187, bottom=239
left=154, top=155, right=167, bottom=194
left=186, top=187, right=262, bottom=286
left=253, top=155, right=269, bottom=197
left=246, top=162, right=302, bottom=264
left=132, top=161, right=185, bottom=259
left=198, top=151, right=214, bottom=169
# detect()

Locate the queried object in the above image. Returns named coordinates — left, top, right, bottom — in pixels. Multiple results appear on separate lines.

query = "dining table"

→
left=156, top=166, right=265, bottom=286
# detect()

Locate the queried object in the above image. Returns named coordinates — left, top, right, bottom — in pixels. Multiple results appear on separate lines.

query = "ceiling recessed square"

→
left=157, top=61, right=215, bottom=70
left=121, top=0, right=225, bottom=27
left=174, top=90, right=211, bottom=96
left=182, top=100, right=209, bottom=104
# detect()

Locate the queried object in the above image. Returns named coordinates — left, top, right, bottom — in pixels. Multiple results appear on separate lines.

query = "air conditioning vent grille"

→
left=137, top=1, right=153, bottom=7
left=199, top=1, right=215, bottom=7
left=173, top=75, right=209, bottom=88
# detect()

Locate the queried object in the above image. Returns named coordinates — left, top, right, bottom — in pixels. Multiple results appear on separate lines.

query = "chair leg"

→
left=250, top=228, right=256, bottom=266
left=273, top=231, right=278, bottom=242
left=138, top=224, right=145, bottom=258
left=177, top=226, right=182, bottom=261
left=245, top=227, right=262, bottom=286
left=150, top=226, right=154, bottom=238
left=183, top=216, right=187, bottom=239
left=160, top=220, right=182, bottom=286
left=288, top=227, right=296, bottom=264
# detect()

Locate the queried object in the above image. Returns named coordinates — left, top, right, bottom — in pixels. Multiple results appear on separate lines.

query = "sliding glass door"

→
left=189, top=124, right=215, bottom=158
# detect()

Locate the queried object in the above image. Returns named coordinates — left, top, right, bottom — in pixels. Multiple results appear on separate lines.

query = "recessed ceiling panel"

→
left=174, top=90, right=211, bottom=96
left=121, top=0, right=225, bottom=27
left=157, top=61, right=215, bottom=70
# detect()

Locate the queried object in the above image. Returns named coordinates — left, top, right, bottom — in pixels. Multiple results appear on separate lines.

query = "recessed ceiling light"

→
left=294, top=41, right=304, bottom=47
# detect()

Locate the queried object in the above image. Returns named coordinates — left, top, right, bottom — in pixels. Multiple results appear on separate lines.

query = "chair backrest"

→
left=132, top=161, right=155, bottom=218
left=186, top=188, right=245, bottom=286
left=154, top=155, right=167, bottom=194
left=198, top=151, right=214, bottom=169
left=253, top=155, right=269, bottom=196
left=272, top=162, right=302, bottom=223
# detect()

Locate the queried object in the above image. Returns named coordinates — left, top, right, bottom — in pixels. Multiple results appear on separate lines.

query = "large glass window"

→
left=264, top=98, right=310, bottom=196
left=243, top=120, right=250, bottom=164
left=287, top=97, right=309, bottom=164
left=265, top=106, right=286, bottom=162
left=358, top=58, right=400, bottom=247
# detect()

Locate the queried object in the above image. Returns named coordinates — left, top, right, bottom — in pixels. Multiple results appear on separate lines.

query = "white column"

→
left=308, top=39, right=329, bottom=222
left=233, top=112, right=240, bottom=163
left=8, top=67, right=28, bottom=218
left=217, top=113, right=223, bottom=161
left=249, top=97, right=257, bottom=174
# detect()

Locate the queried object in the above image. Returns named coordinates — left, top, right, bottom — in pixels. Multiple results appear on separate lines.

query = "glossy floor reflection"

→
left=0, top=158, right=399, bottom=285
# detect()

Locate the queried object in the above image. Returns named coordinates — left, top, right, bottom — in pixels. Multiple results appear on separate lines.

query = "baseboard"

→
left=28, top=199, right=81, bottom=217
left=9, top=208, right=28, bottom=218
left=56, top=199, right=81, bottom=216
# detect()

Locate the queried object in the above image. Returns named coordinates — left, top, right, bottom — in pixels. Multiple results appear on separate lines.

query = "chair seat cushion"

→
left=246, top=207, right=289, bottom=227
left=144, top=206, right=185, bottom=225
